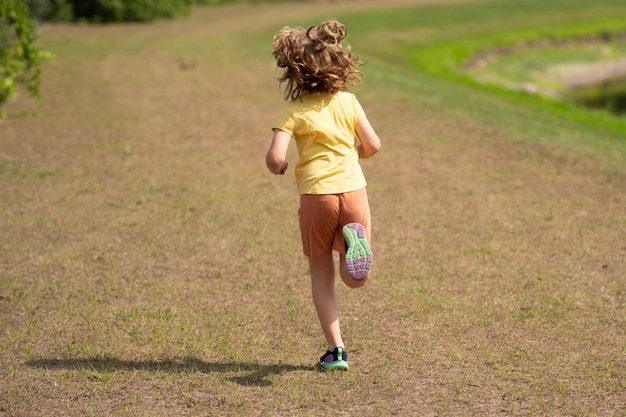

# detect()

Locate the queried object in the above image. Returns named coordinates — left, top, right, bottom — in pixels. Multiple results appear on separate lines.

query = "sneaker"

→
left=342, top=223, right=373, bottom=280
left=318, top=347, right=349, bottom=371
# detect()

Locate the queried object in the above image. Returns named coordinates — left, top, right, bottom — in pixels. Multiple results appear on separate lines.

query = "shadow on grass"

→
left=26, top=357, right=313, bottom=387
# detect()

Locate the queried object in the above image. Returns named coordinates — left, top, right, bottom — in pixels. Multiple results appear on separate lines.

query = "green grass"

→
left=468, top=39, right=626, bottom=83
left=338, top=0, right=626, bottom=136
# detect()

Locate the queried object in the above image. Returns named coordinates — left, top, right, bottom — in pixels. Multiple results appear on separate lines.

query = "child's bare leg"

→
left=339, top=253, right=368, bottom=288
left=309, top=252, right=344, bottom=350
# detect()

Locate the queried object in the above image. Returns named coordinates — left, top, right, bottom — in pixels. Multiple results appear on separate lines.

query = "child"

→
left=266, top=20, right=381, bottom=371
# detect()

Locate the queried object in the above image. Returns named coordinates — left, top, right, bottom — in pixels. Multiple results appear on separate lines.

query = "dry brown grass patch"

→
left=1, top=1, right=625, bottom=416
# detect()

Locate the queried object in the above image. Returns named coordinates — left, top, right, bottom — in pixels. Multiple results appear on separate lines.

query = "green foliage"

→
left=0, top=0, right=51, bottom=118
left=25, top=0, right=256, bottom=23
left=69, top=0, right=193, bottom=23
left=26, top=0, right=74, bottom=21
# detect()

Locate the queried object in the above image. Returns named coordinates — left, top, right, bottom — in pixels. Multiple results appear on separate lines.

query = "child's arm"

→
left=355, top=117, right=381, bottom=159
left=266, top=129, right=291, bottom=175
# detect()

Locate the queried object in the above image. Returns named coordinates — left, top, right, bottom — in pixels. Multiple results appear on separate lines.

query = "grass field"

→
left=1, top=0, right=625, bottom=416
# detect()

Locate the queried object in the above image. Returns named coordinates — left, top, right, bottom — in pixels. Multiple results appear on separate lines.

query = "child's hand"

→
left=278, top=161, right=289, bottom=175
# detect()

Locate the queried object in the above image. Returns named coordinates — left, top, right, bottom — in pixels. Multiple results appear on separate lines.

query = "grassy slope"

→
left=336, top=0, right=626, bottom=143
left=1, top=0, right=625, bottom=416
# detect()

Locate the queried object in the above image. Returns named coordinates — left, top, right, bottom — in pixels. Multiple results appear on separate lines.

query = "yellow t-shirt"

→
left=273, top=91, right=367, bottom=195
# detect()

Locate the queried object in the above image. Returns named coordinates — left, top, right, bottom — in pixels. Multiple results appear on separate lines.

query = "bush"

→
left=0, top=0, right=51, bottom=118
left=25, top=0, right=259, bottom=23
left=124, top=0, right=194, bottom=21
left=26, top=0, right=74, bottom=21
left=27, top=0, right=211, bottom=23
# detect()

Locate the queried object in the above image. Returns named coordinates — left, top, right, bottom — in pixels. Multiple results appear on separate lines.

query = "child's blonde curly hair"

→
left=272, top=20, right=364, bottom=101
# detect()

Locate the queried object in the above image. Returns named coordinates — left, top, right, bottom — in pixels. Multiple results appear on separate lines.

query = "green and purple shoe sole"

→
left=342, top=222, right=373, bottom=281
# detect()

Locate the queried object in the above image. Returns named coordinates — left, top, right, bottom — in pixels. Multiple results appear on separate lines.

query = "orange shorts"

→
left=298, top=188, right=371, bottom=259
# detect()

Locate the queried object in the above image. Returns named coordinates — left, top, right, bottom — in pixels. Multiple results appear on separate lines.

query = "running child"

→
left=266, top=19, right=381, bottom=371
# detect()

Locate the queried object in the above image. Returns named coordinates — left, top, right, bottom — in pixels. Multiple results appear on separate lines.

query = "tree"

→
left=0, top=0, right=51, bottom=118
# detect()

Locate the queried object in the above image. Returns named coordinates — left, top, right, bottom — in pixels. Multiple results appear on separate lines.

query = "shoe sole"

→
left=318, top=360, right=349, bottom=372
left=342, top=223, right=373, bottom=281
